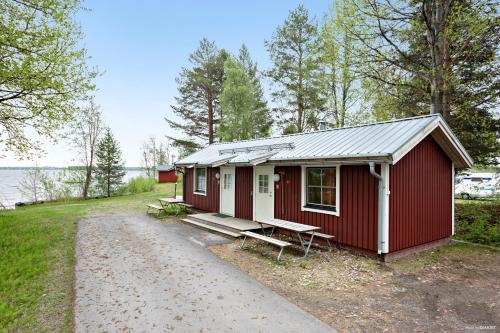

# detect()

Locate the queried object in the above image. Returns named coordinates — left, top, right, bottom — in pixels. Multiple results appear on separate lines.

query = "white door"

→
left=220, top=166, right=235, bottom=216
left=254, top=166, right=274, bottom=222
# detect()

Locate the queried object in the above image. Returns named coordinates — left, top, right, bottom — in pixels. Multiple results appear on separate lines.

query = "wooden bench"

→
left=305, top=231, right=335, bottom=249
left=240, top=231, right=292, bottom=262
left=146, top=204, right=165, bottom=216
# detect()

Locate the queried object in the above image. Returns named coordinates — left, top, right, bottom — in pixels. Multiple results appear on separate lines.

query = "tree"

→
left=166, top=38, right=228, bottom=149
left=71, top=99, right=104, bottom=199
left=0, top=0, right=97, bottom=158
left=140, top=136, right=170, bottom=177
left=94, top=128, right=126, bottom=197
left=237, top=45, right=270, bottom=126
left=218, top=57, right=271, bottom=142
left=18, top=167, right=44, bottom=202
left=317, top=0, right=365, bottom=127
left=352, top=0, right=499, bottom=164
left=266, top=5, right=324, bottom=133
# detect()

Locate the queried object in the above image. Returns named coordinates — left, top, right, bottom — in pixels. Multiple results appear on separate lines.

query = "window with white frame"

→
left=258, top=174, right=269, bottom=193
left=305, top=167, right=337, bottom=212
left=194, top=167, right=207, bottom=194
left=223, top=173, right=232, bottom=190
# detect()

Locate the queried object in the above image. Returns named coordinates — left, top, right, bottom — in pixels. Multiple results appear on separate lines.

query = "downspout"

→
left=369, top=162, right=387, bottom=256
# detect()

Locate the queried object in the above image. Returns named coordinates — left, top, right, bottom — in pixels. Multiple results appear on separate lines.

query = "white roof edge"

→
left=392, top=115, right=473, bottom=168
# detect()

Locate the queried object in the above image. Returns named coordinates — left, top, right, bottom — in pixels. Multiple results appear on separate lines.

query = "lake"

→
left=0, top=168, right=144, bottom=209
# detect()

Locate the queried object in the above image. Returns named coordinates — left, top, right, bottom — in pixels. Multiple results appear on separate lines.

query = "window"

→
left=303, top=167, right=338, bottom=213
left=258, top=174, right=269, bottom=193
left=223, top=173, right=232, bottom=190
left=194, top=167, right=206, bottom=194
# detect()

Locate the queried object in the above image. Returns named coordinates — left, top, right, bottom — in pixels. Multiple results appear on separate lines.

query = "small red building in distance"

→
left=175, top=115, right=473, bottom=259
left=157, top=165, right=177, bottom=183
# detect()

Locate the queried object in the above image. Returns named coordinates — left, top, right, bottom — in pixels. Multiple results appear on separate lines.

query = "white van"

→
left=455, top=173, right=498, bottom=199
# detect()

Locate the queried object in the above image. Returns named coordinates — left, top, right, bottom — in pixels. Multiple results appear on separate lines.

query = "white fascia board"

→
left=435, top=122, right=474, bottom=167
left=392, top=117, right=473, bottom=168
left=392, top=119, right=439, bottom=165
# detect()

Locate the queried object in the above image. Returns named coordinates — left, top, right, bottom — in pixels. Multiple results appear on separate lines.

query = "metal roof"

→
left=157, top=165, right=175, bottom=171
left=175, top=114, right=473, bottom=168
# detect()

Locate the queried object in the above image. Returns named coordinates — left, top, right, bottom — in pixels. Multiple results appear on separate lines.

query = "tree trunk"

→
left=424, top=0, right=451, bottom=115
left=207, top=91, right=214, bottom=143
left=83, top=166, right=92, bottom=199
left=442, top=29, right=451, bottom=118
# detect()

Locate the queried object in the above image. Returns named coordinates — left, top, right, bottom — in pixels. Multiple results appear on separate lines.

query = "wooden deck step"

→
left=181, top=218, right=241, bottom=238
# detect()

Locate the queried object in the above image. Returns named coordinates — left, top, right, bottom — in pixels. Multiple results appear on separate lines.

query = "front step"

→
left=181, top=218, right=242, bottom=238
left=186, top=215, right=245, bottom=234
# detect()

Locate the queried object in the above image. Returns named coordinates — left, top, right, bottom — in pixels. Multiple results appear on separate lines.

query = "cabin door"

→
left=254, top=166, right=275, bottom=222
left=219, top=166, right=235, bottom=216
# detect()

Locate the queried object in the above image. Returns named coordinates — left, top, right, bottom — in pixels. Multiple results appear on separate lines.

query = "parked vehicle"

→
left=455, top=172, right=498, bottom=199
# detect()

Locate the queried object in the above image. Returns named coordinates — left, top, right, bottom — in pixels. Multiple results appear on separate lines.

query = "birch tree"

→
left=71, top=99, right=104, bottom=199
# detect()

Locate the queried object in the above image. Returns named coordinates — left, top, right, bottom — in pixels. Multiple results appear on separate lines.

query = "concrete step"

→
left=181, top=218, right=242, bottom=238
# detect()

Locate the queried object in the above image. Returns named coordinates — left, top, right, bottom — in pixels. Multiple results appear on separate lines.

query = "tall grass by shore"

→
left=125, top=176, right=157, bottom=194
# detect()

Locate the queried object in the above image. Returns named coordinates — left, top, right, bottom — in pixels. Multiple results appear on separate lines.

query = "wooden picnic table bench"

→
left=257, top=218, right=320, bottom=258
left=240, top=231, right=292, bottom=262
left=146, top=203, right=165, bottom=216
left=305, top=231, right=335, bottom=249
left=158, top=198, right=193, bottom=215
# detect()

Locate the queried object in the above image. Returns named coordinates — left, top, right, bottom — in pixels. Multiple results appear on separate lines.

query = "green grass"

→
left=455, top=198, right=499, bottom=247
left=0, top=182, right=180, bottom=332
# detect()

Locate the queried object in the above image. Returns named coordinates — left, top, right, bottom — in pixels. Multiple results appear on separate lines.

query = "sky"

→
left=1, top=0, right=331, bottom=167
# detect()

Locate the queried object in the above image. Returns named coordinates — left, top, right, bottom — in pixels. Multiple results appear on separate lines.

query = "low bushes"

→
left=125, top=176, right=156, bottom=194
left=455, top=199, right=499, bottom=247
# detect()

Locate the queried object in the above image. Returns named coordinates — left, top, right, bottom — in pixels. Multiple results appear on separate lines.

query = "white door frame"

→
left=253, top=165, right=275, bottom=222
left=219, top=166, right=235, bottom=216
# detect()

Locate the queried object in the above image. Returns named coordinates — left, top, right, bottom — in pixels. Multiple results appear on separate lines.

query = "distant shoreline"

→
left=0, top=166, right=143, bottom=171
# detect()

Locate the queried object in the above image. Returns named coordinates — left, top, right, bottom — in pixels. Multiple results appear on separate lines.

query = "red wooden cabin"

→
left=157, top=165, right=177, bottom=183
left=175, top=115, right=472, bottom=259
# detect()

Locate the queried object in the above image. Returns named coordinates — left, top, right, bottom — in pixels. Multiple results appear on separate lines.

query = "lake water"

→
left=0, top=169, right=144, bottom=209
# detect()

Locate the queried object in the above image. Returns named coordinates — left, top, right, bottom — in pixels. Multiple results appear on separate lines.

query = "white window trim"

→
left=193, top=167, right=207, bottom=196
left=301, top=165, right=340, bottom=216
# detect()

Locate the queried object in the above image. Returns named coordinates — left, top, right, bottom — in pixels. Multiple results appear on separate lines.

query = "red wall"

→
left=184, top=167, right=220, bottom=212
left=158, top=170, right=177, bottom=183
left=389, top=138, right=452, bottom=252
left=274, top=165, right=379, bottom=253
left=235, top=167, right=253, bottom=220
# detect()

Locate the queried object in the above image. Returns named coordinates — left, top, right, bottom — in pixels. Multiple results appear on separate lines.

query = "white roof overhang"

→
left=392, top=116, right=473, bottom=168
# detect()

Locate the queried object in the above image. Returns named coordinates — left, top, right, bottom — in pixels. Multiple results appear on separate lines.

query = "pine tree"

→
left=166, top=38, right=228, bottom=149
left=266, top=5, right=324, bottom=134
left=218, top=57, right=271, bottom=142
left=95, top=128, right=126, bottom=197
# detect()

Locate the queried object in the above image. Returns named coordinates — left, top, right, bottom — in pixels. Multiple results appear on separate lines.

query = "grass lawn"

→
left=0, top=183, right=179, bottom=332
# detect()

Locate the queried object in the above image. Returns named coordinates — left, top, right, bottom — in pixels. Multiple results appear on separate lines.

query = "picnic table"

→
left=257, top=218, right=320, bottom=258
left=158, top=198, right=191, bottom=215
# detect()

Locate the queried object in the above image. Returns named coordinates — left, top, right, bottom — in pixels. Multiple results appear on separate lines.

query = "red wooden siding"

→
left=389, top=137, right=452, bottom=252
left=235, top=167, right=253, bottom=220
left=184, top=167, right=220, bottom=212
left=158, top=170, right=177, bottom=183
left=274, top=165, right=379, bottom=253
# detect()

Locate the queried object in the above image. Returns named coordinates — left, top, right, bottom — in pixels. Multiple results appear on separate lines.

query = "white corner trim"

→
left=452, top=162, right=455, bottom=235
left=193, top=167, right=207, bottom=196
left=300, top=165, right=341, bottom=217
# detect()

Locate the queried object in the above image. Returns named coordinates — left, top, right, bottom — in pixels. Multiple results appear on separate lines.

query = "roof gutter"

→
left=369, top=162, right=389, bottom=256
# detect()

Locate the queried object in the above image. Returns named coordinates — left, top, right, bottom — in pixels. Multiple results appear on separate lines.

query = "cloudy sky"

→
left=1, top=0, right=330, bottom=167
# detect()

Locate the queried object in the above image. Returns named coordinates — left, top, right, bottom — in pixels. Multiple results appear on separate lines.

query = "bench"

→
left=240, top=231, right=292, bottom=262
left=146, top=204, right=165, bottom=216
left=305, top=231, right=335, bottom=249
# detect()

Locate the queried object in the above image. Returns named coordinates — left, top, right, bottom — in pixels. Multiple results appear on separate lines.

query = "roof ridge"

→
left=210, top=114, right=440, bottom=147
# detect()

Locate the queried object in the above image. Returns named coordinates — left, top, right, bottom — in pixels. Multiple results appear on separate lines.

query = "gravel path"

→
left=74, top=213, right=335, bottom=332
